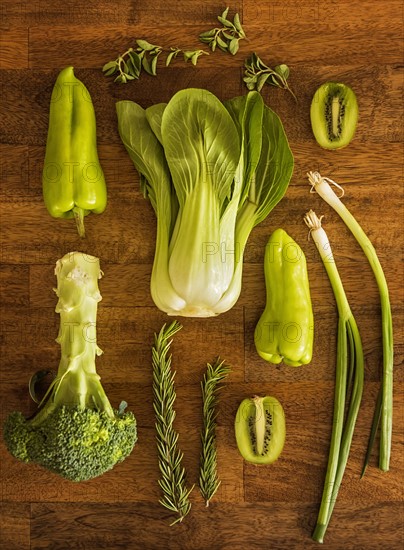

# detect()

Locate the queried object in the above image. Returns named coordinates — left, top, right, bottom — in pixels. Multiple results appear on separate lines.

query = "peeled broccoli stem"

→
left=31, top=252, right=114, bottom=427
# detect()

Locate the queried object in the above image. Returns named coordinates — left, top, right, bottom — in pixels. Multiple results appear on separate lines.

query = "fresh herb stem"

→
left=103, top=40, right=208, bottom=83
left=152, top=321, right=194, bottom=525
left=307, top=171, right=393, bottom=473
left=199, top=7, right=247, bottom=55
left=244, top=53, right=296, bottom=100
left=304, top=210, right=364, bottom=544
left=199, top=358, right=231, bottom=506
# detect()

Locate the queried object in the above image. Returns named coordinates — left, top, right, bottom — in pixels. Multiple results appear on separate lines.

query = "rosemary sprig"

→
left=199, top=358, right=231, bottom=507
left=152, top=321, right=194, bottom=525
left=199, top=7, right=247, bottom=55
left=244, top=52, right=296, bottom=100
left=102, top=39, right=208, bottom=83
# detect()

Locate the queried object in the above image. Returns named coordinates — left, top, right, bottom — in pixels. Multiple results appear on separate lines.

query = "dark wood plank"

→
left=30, top=500, right=403, bottom=549
left=0, top=265, right=29, bottom=306
left=0, top=503, right=30, bottom=550
left=0, top=28, right=28, bottom=68
left=1, top=0, right=230, bottom=27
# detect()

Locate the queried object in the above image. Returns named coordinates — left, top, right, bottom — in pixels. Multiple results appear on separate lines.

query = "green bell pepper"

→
left=42, top=66, right=107, bottom=237
left=255, top=228, right=314, bottom=366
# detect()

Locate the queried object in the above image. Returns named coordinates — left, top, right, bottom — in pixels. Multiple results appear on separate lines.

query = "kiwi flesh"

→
left=310, top=82, right=358, bottom=150
left=234, top=395, right=286, bottom=465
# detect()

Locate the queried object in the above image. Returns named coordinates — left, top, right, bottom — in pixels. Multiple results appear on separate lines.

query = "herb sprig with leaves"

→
left=199, top=7, right=246, bottom=55
left=244, top=52, right=296, bottom=100
left=103, top=39, right=208, bottom=83
left=199, top=358, right=231, bottom=507
left=152, top=321, right=194, bottom=525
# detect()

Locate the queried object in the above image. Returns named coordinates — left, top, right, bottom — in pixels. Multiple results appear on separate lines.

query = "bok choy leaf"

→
left=117, top=88, right=293, bottom=317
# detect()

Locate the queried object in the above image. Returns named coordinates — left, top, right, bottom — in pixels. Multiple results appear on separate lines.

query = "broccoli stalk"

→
left=4, top=252, right=137, bottom=482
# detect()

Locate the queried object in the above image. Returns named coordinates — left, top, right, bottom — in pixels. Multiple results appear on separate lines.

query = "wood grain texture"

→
left=0, top=503, right=30, bottom=550
left=0, top=0, right=403, bottom=548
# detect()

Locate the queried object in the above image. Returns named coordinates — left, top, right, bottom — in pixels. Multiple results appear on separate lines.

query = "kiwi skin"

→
left=234, top=395, right=286, bottom=465
left=310, top=82, right=359, bottom=150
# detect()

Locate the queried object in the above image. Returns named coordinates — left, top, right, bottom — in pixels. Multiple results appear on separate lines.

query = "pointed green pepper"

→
left=255, top=228, right=314, bottom=367
left=42, top=67, right=107, bottom=237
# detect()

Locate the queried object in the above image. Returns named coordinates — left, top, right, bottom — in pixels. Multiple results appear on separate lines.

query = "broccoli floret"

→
left=3, top=252, right=137, bottom=482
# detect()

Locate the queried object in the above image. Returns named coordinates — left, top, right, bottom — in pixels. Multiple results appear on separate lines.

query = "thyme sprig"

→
left=199, top=7, right=247, bottom=55
left=244, top=52, right=296, bottom=100
left=199, top=358, right=231, bottom=507
left=152, top=321, right=194, bottom=525
left=103, top=39, right=208, bottom=83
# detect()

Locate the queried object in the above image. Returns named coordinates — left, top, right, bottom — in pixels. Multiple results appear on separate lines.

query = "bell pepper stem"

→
left=73, top=207, right=86, bottom=238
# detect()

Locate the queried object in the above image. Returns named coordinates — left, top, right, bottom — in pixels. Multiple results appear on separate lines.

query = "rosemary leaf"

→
left=199, top=358, right=231, bottom=507
left=152, top=321, right=194, bottom=525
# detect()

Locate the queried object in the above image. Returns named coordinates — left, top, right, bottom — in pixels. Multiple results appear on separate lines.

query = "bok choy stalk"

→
left=116, top=89, right=293, bottom=317
left=304, top=210, right=364, bottom=544
left=307, top=171, right=393, bottom=473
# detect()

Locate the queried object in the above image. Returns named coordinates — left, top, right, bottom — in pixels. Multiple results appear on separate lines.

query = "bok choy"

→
left=116, top=89, right=293, bottom=317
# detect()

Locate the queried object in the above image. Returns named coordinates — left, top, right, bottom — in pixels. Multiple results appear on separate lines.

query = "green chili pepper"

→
left=254, top=228, right=314, bottom=366
left=42, top=66, right=107, bottom=237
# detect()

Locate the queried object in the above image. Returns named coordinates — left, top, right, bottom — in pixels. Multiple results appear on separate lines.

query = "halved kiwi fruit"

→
left=235, top=395, right=286, bottom=465
left=310, top=82, right=358, bottom=150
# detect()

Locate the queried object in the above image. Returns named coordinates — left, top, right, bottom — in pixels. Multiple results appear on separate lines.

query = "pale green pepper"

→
left=42, top=67, right=107, bottom=237
left=254, top=228, right=314, bottom=366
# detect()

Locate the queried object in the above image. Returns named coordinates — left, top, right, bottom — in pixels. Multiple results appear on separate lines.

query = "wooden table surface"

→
left=0, top=1, right=403, bottom=548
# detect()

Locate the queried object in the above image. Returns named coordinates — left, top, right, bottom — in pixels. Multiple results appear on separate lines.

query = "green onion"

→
left=304, top=210, right=364, bottom=543
left=307, top=171, right=393, bottom=473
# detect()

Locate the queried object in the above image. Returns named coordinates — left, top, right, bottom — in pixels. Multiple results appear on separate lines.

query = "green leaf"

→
left=256, top=73, right=270, bottom=92
left=222, top=30, right=235, bottom=40
left=142, top=55, right=153, bottom=75
left=275, top=64, right=290, bottom=80
left=151, top=54, right=158, bottom=75
left=268, top=72, right=283, bottom=87
left=165, top=51, right=176, bottom=66
left=128, top=51, right=141, bottom=75
left=221, top=7, right=230, bottom=19
left=102, top=61, right=117, bottom=72
left=243, top=75, right=256, bottom=85
left=145, top=103, right=167, bottom=144
left=191, top=53, right=199, bottom=66
left=216, top=35, right=228, bottom=49
left=136, top=39, right=158, bottom=51
left=218, top=15, right=234, bottom=28
left=210, top=40, right=217, bottom=52
left=116, top=100, right=172, bottom=216
left=114, top=74, right=126, bottom=84
left=250, top=104, right=294, bottom=226
left=199, top=29, right=217, bottom=38
left=233, top=13, right=246, bottom=37
left=224, top=92, right=264, bottom=208
left=104, top=66, right=117, bottom=76
left=228, top=38, right=239, bottom=55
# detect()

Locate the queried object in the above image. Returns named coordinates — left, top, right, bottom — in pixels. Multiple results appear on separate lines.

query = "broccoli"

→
left=3, top=252, right=137, bottom=482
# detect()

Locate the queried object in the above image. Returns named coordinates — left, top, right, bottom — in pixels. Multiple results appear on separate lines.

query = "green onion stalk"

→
left=304, top=210, right=364, bottom=544
left=307, top=171, right=393, bottom=473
